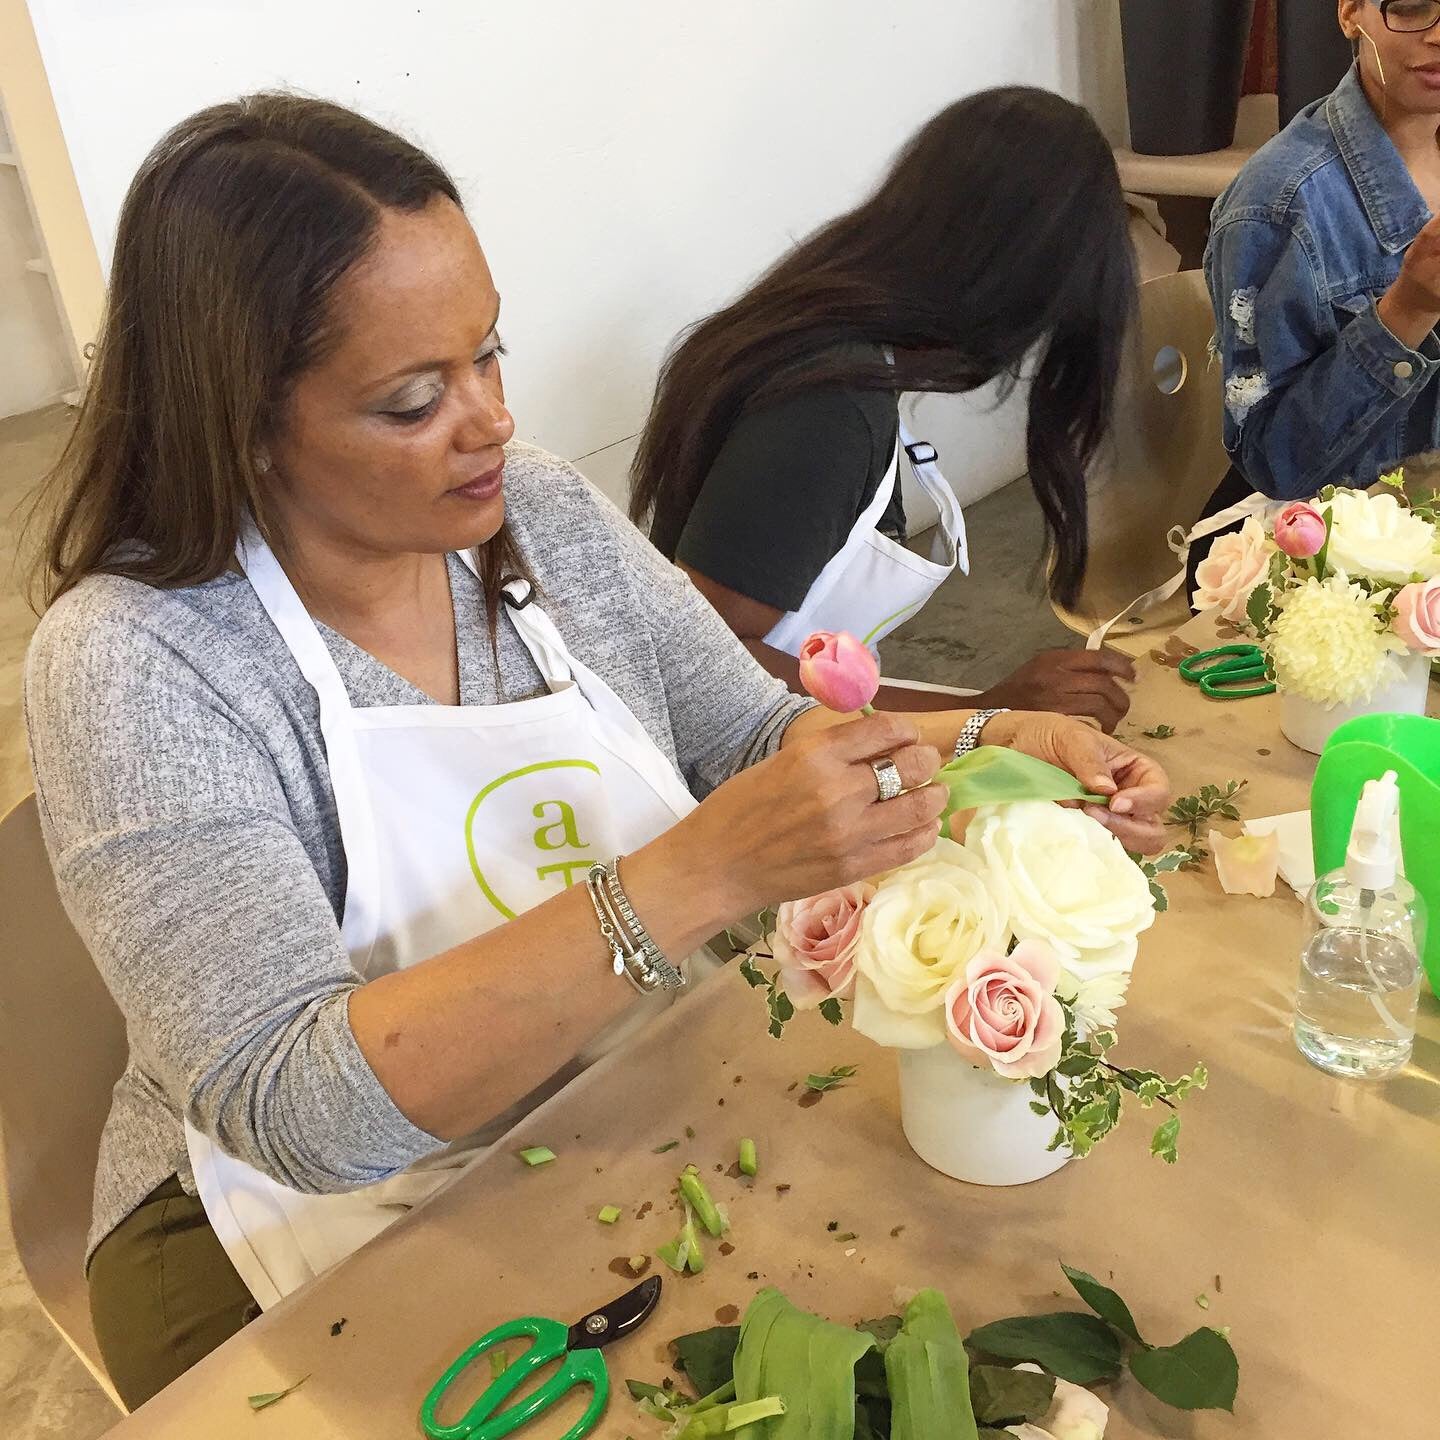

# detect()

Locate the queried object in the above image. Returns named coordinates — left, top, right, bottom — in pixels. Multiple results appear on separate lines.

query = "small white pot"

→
left=897, top=1042, right=1071, bottom=1186
left=1280, top=651, right=1433, bottom=756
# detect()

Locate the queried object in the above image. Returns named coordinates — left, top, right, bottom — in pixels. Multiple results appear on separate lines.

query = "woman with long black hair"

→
left=630, top=87, right=1140, bottom=731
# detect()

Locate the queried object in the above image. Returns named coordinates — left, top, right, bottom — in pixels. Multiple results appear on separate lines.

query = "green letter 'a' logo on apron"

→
left=465, top=759, right=601, bottom=919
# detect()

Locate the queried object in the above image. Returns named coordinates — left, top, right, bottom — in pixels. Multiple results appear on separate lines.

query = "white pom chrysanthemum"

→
left=1269, top=575, right=1404, bottom=706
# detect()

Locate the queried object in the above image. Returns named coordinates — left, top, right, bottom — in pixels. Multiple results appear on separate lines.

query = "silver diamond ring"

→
left=870, top=757, right=904, bottom=802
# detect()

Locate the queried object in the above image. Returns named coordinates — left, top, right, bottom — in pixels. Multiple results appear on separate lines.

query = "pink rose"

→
left=772, top=882, right=875, bottom=1009
left=944, top=940, right=1065, bottom=1080
left=1191, top=516, right=1274, bottom=623
left=1273, top=502, right=1327, bottom=559
left=798, top=631, right=880, bottom=712
left=1394, top=578, right=1440, bottom=655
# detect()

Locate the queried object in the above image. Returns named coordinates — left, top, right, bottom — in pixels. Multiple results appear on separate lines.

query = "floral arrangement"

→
left=1193, top=475, right=1440, bottom=706
left=744, top=631, right=1208, bottom=1163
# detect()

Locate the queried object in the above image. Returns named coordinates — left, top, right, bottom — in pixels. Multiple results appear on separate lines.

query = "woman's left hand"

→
left=984, top=711, right=1171, bottom=854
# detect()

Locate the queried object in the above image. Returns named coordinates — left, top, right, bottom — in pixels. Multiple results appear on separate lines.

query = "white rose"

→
left=852, top=837, right=1008, bottom=1049
left=1325, top=488, right=1440, bottom=584
left=1191, top=516, right=1274, bottom=623
left=963, top=803, right=1155, bottom=1010
left=1006, top=1365, right=1109, bottom=1440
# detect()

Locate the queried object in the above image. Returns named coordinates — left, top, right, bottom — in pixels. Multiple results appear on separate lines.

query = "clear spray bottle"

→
left=1294, top=771, right=1425, bottom=1080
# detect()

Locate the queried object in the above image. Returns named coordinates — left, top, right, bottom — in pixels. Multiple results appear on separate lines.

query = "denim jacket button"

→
left=1395, top=360, right=1415, bottom=379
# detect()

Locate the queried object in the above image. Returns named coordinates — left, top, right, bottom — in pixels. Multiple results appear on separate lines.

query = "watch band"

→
left=953, top=707, right=1011, bottom=760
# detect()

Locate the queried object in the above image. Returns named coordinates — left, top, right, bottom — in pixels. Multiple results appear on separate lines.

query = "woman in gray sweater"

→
left=23, top=94, right=1170, bottom=1405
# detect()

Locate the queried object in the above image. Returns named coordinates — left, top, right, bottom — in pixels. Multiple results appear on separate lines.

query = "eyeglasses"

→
left=1379, top=0, right=1440, bottom=34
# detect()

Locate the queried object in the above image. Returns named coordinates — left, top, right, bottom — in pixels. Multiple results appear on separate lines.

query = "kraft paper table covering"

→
left=105, top=642, right=1440, bottom=1440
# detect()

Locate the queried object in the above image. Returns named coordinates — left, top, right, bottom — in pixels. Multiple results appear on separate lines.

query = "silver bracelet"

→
left=585, top=866, right=661, bottom=995
left=604, top=857, right=687, bottom=992
left=954, top=707, right=1011, bottom=760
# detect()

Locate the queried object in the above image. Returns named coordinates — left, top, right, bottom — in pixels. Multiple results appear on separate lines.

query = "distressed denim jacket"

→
left=1205, top=66, right=1440, bottom=500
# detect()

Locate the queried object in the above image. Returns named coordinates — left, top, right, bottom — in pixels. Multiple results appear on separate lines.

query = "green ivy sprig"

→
left=1030, top=1016, right=1208, bottom=1163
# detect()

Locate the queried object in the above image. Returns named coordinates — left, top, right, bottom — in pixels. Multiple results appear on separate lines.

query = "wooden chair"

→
left=1054, top=269, right=1232, bottom=657
left=0, top=794, right=127, bottom=1411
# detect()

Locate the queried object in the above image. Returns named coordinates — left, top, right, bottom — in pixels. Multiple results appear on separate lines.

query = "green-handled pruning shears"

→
left=1178, top=643, right=1276, bottom=699
left=420, top=1276, right=661, bottom=1440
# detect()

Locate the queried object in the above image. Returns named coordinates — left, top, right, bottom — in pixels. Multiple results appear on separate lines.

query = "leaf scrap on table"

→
left=1141, top=723, right=1176, bottom=740
left=246, top=1375, right=309, bottom=1411
left=1165, top=779, right=1248, bottom=843
left=804, top=1064, right=858, bottom=1093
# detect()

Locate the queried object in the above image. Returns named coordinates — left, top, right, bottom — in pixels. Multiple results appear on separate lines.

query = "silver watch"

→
left=954, top=707, right=1010, bottom=760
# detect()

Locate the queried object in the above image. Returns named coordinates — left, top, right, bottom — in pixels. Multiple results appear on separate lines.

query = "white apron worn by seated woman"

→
left=763, top=415, right=974, bottom=697
left=185, top=527, right=711, bottom=1308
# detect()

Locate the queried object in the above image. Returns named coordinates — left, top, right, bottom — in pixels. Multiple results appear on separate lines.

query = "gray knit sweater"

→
left=23, top=443, right=812, bottom=1258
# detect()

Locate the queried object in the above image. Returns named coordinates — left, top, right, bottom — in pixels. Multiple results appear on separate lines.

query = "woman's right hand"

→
left=1380, top=212, right=1440, bottom=348
left=674, top=710, right=946, bottom=918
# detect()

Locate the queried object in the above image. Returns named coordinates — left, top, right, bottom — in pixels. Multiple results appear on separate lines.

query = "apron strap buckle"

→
left=904, top=440, right=939, bottom=467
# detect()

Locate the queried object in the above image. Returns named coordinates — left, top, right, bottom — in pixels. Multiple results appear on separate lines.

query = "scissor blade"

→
left=566, top=1276, right=663, bottom=1351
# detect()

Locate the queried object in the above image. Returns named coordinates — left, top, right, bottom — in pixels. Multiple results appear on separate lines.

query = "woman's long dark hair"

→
left=629, top=86, right=1136, bottom=607
left=32, top=92, right=528, bottom=627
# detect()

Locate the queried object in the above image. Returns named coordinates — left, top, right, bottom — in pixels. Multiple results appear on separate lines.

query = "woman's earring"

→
left=1358, top=27, right=1388, bottom=90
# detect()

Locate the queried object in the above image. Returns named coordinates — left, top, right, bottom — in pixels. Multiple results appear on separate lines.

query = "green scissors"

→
left=1178, top=643, right=1276, bottom=699
left=420, top=1276, right=661, bottom=1440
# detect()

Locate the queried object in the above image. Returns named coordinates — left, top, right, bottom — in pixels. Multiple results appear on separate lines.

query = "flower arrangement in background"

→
left=1194, top=476, right=1440, bottom=706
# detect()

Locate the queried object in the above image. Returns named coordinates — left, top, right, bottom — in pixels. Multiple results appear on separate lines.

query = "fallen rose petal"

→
left=1209, top=827, right=1279, bottom=898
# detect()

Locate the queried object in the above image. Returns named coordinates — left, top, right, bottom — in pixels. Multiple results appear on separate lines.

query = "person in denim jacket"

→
left=1201, top=0, right=1440, bottom=545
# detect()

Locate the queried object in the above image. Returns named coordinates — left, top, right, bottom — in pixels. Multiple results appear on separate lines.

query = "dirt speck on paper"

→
left=717, top=1098, right=726, bottom=1107
left=329, top=1318, right=348, bottom=1337
left=1257, top=747, right=1271, bottom=757
left=747, top=1271, right=760, bottom=1280
left=786, top=1082, right=798, bottom=1094
left=636, top=1201, right=654, bottom=1221
left=714, top=1304, right=740, bottom=1324
left=775, top=1184, right=791, bottom=1196
left=726, top=1161, right=744, bottom=1179
left=1215, top=1273, right=1223, bottom=1293
left=719, top=1242, right=735, bottom=1256
left=798, top=1091, right=823, bottom=1109
left=733, top=1074, right=744, bottom=1085
left=890, top=1225, right=905, bottom=1239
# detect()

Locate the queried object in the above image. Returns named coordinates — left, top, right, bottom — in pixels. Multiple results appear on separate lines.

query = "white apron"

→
left=185, top=529, right=701, bottom=1308
left=763, top=418, right=969, bottom=658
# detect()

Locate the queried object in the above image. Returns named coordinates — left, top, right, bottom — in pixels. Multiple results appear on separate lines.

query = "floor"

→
left=0, top=408, right=1075, bottom=1438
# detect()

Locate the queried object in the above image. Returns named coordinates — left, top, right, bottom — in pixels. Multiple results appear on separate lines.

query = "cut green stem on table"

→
left=680, top=1173, right=728, bottom=1238
left=516, top=1146, right=556, bottom=1167
left=597, top=1205, right=622, bottom=1225
left=653, top=1140, right=681, bottom=1154
left=738, top=1138, right=758, bottom=1177
left=1141, top=723, right=1176, bottom=739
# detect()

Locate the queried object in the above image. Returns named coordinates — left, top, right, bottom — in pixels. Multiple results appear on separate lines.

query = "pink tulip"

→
left=797, top=631, right=881, bottom=713
left=1273, top=502, right=1328, bottom=559
left=1394, top=578, right=1440, bottom=656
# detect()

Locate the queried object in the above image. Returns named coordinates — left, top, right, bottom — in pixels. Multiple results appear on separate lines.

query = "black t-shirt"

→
left=673, top=385, right=904, bottom=612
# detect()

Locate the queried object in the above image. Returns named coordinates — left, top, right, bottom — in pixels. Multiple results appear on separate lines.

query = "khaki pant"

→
left=88, top=1176, right=257, bottom=1410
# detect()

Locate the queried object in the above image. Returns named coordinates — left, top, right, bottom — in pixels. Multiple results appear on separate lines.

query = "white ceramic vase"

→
left=1280, top=651, right=1433, bottom=756
left=897, top=1042, right=1071, bottom=1186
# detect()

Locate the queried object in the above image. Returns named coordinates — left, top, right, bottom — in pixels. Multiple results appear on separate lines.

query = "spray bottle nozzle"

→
left=1346, top=770, right=1401, bottom=891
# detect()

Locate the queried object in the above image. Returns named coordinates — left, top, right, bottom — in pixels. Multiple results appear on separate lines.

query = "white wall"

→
left=0, top=109, right=71, bottom=418
left=26, top=0, right=1121, bottom=507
